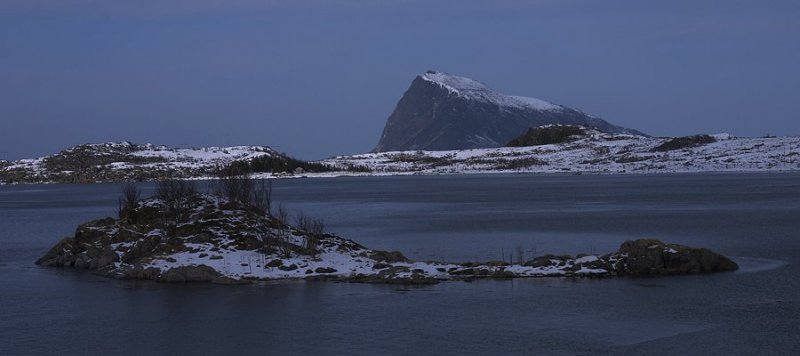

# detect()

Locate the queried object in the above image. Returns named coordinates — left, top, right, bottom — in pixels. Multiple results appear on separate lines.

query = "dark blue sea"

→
left=1, top=173, right=799, bottom=355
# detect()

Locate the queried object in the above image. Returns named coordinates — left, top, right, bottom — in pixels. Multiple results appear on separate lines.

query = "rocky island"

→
left=36, top=179, right=739, bottom=285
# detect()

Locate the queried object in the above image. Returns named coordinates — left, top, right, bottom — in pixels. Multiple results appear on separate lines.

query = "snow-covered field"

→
left=322, top=131, right=800, bottom=175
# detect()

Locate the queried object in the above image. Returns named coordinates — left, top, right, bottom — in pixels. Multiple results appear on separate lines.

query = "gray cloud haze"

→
left=1, top=0, right=798, bottom=160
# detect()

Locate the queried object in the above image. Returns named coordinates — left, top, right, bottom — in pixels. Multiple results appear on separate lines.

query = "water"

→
left=1, top=173, right=799, bottom=355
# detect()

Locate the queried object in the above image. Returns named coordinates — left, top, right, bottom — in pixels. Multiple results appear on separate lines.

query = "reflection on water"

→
left=732, top=257, right=790, bottom=274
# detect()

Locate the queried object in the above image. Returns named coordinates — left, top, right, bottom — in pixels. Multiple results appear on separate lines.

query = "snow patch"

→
left=421, top=71, right=562, bottom=112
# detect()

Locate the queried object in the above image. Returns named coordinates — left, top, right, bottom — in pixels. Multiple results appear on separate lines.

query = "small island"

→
left=37, top=177, right=739, bottom=285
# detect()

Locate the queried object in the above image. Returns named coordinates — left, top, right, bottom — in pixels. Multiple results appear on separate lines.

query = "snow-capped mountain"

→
left=372, top=70, right=644, bottom=152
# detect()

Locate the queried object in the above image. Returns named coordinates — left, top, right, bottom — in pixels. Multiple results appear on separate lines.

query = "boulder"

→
left=314, top=267, right=337, bottom=274
left=266, top=259, right=283, bottom=267
left=35, top=237, right=75, bottom=267
left=372, top=262, right=391, bottom=270
left=369, top=250, right=409, bottom=263
left=158, top=265, right=224, bottom=283
left=88, top=246, right=119, bottom=269
left=522, top=255, right=561, bottom=268
left=121, top=235, right=161, bottom=263
left=278, top=264, right=298, bottom=271
left=73, top=218, right=115, bottom=244
left=118, top=265, right=162, bottom=280
left=615, top=239, right=738, bottom=276
left=484, top=261, right=510, bottom=267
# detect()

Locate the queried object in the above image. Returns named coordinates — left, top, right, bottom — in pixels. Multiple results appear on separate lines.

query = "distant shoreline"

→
left=3, top=167, right=800, bottom=186
left=2, top=132, right=799, bottom=185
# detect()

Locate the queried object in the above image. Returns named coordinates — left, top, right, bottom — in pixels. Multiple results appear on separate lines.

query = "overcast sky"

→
left=1, top=0, right=798, bottom=160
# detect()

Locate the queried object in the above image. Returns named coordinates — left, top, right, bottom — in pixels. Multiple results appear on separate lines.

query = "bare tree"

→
left=252, top=179, right=272, bottom=216
left=215, top=172, right=252, bottom=206
left=118, top=182, right=141, bottom=222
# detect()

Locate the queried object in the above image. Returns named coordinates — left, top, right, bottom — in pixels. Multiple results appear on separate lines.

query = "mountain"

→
left=373, top=70, right=645, bottom=152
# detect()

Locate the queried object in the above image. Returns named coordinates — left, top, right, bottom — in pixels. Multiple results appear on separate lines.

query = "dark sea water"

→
left=1, top=173, right=799, bottom=355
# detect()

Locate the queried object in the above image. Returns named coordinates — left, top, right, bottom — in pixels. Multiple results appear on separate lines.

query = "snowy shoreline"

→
left=3, top=131, right=799, bottom=185
left=323, top=131, right=800, bottom=176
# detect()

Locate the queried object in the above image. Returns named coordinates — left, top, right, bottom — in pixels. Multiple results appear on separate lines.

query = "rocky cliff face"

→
left=373, top=71, right=644, bottom=152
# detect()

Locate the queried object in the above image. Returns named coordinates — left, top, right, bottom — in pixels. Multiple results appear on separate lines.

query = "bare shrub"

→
left=251, top=179, right=272, bottom=215
left=295, top=212, right=325, bottom=255
left=274, top=203, right=292, bottom=257
left=275, top=203, right=289, bottom=225
left=308, top=218, right=325, bottom=237
left=294, top=212, right=310, bottom=231
left=213, top=169, right=252, bottom=206
left=213, top=167, right=272, bottom=215
left=156, top=179, right=197, bottom=236
left=515, top=245, right=525, bottom=265
left=118, top=182, right=141, bottom=222
left=121, top=183, right=141, bottom=207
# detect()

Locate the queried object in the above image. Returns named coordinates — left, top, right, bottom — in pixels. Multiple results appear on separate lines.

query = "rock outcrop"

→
left=612, top=239, right=739, bottom=276
left=373, top=71, right=644, bottom=152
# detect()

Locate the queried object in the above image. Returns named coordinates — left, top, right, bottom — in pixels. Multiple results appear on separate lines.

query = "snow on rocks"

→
left=35, top=194, right=738, bottom=285
left=421, top=70, right=563, bottom=112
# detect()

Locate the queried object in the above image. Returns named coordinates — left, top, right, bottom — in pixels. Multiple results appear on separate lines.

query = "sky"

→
left=1, top=0, right=798, bottom=160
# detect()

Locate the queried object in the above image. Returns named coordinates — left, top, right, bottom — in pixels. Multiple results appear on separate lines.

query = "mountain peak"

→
left=419, top=71, right=562, bottom=112
left=420, top=70, right=492, bottom=93
left=373, top=71, right=644, bottom=152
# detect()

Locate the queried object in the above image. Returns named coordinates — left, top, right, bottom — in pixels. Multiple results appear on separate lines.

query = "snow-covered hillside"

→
left=326, top=130, right=800, bottom=175
left=0, top=142, right=278, bottom=184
